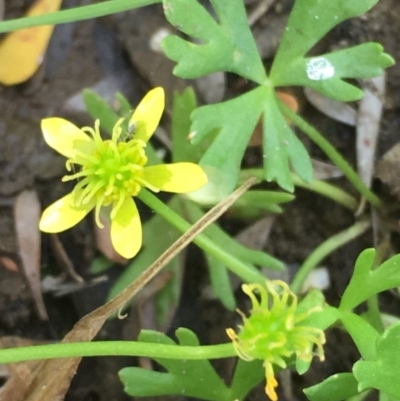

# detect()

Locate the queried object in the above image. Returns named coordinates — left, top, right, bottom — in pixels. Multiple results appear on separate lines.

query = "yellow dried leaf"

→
left=0, top=0, right=62, bottom=85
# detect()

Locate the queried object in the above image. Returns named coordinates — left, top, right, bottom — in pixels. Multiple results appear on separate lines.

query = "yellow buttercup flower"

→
left=39, top=87, right=208, bottom=259
left=227, top=280, right=326, bottom=401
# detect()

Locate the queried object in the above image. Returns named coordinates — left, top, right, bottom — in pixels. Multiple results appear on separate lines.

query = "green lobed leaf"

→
left=304, top=373, right=360, bottom=401
left=191, top=86, right=266, bottom=196
left=191, top=86, right=312, bottom=194
left=340, top=249, right=400, bottom=311
left=161, top=0, right=266, bottom=83
left=353, top=322, right=400, bottom=398
left=119, top=328, right=231, bottom=400
left=270, top=0, right=394, bottom=101
left=263, top=88, right=313, bottom=191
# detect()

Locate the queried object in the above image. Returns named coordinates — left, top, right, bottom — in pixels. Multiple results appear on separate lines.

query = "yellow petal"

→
left=41, top=118, right=95, bottom=158
left=142, top=163, right=208, bottom=193
left=111, top=198, right=142, bottom=259
left=0, top=0, right=63, bottom=85
left=129, top=87, right=165, bottom=143
left=39, top=193, right=93, bottom=233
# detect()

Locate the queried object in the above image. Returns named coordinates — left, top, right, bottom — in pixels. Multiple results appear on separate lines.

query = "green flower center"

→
left=226, top=281, right=326, bottom=401
left=62, top=119, right=150, bottom=226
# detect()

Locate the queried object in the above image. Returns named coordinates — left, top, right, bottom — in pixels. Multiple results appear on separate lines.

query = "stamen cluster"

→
left=62, top=120, right=150, bottom=226
left=227, top=280, right=326, bottom=401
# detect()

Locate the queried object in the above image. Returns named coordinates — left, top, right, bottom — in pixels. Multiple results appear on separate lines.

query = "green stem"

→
left=240, top=169, right=358, bottom=211
left=364, top=245, right=386, bottom=333
left=0, top=341, right=235, bottom=365
left=290, top=220, right=371, bottom=293
left=0, top=0, right=161, bottom=33
left=138, top=189, right=266, bottom=285
left=279, top=102, right=382, bottom=208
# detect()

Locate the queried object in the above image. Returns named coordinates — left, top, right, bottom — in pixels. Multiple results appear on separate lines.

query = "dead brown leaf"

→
left=0, top=257, right=18, bottom=272
left=304, top=87, right=357, bottom=127
left=357, top=74, right=385, bottom=189
left=14, top=190, right=47, bottom=321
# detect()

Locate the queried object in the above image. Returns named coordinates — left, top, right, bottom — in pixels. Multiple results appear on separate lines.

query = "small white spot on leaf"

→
left=306, top=57, right=335, bottom=81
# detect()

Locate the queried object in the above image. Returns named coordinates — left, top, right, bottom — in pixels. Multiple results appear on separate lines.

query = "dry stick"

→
left=248, top=0, right=276, bottom=26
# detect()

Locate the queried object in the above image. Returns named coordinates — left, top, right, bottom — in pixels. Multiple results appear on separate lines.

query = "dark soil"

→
left=1, top=0, right=400, bottom=400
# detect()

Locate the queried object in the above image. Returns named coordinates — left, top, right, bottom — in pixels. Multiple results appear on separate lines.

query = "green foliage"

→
left=230, top=190, right=294, bottom=218
left=119, top=328, right=262, bottom=401
left=86, top=87, right=286, bottom=316
left=162, top=0, right=266, bottom=83
left=353, top=323, right=400, bottom=399
left=270, top=0, right=393, bottom=101
left=180, top=198, right=284, bottom=310
left=108, top=195, right=284, bottom=315
left=304, top=373, right=360, bottom=401
left=340, top=249, right=400, bottom=311
left=161, top=0, right=394, bottom=192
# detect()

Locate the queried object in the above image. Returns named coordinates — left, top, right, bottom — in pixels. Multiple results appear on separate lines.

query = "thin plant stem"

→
left=364, top=244, right=387, bottom=333
left=0, top=341, right=235, bottom=365
left=279, top=102, right=382, bottom=208
left=0, top=0, right=161, bottom=33
left=138, top=189, right=266, bottom=285
left=240, top=169, right=358, bottom=211
left=290, top=220, right=371, bottom=293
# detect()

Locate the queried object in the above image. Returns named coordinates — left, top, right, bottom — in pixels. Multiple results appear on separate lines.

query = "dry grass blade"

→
left=356, top=74, right=385, bottom=189
left=5, top=178, right=256, bottom=401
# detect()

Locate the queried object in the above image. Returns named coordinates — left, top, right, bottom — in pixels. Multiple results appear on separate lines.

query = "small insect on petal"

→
left=129, top=87, right=165, bottom=143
